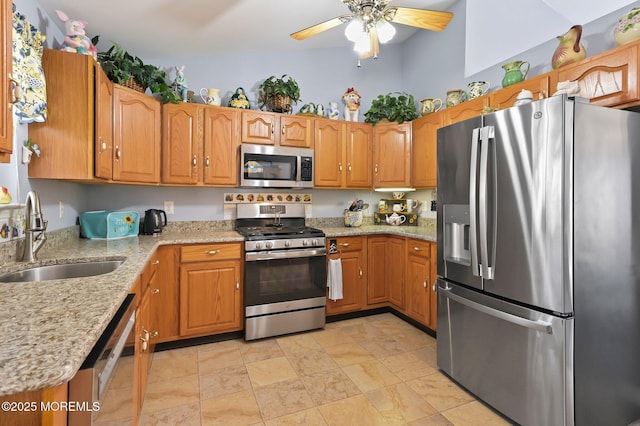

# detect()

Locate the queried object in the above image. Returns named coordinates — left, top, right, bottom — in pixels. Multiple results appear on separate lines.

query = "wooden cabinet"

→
left=489, top=73, right=552, bottom=110
left=0, top=0, right=12, bottom=158
left=314, top=119, right=372, bottom=188
left=0, top=383, right=67, bottom=426
left=411, top=112, right=442, bottom=188
left=162, top=103, right=239, bottom=185
left=150, top=245, right=180, bottom=343
left=442, top=96, right=489, bottom=126
left=373, top=122, right=411, bottom=188
left=405, top=239, right=432, bottom=327
left=326, top=236, right=366, bottom=315
left=113, top=85, right=161, bottom=183
left=387, top=236, right=407, bottom=310
left=429, top=243, right=438, bottom=330
left=241, top=110, right=313, bottom=147
left=367, top=236, right=388, bottom=305
left=553, top=41, right=640, bottom=108
left=135, top=278, right=153, bottom=418
left=94, top=67, right=115, bottom=180
left=179, top=243, right=243, bottom=337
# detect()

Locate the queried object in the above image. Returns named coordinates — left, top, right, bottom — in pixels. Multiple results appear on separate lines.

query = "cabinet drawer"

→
left=180, top=243, right=242, bottom=263
left=331, top=236, right=364, bottom=252
left=407, top=239, right=431, bottom=258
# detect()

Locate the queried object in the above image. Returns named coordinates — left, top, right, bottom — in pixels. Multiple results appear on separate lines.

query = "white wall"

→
left=0, top=0, right=637, bottom=230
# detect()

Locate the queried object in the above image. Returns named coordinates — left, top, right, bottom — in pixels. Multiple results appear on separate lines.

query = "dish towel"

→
left=327, top=258, right=343, bottom=301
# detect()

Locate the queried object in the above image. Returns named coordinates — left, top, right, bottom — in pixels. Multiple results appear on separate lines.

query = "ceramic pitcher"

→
left=420, top=98, right=443, bottom=115
left=501, top=61, right=530, bottom=88
left=446, top=89, right=467, bottom=107
left=200, top=88, right=221, bottom=106
left=467, top=81, right=490, bottom=99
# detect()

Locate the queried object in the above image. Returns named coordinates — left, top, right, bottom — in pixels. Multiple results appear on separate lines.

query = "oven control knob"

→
left=265, top=241, right=273, bottom=249
left=302, top=239, right=309, bottom=246
left=312, top=239, right=318, bottom=246
left=255, top=242, right=262, bottom=250
left=284, top=240, right=291, bottom=247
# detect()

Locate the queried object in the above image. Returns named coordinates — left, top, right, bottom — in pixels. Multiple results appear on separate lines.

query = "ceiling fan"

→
left=290, top=0, right=453, bottom=60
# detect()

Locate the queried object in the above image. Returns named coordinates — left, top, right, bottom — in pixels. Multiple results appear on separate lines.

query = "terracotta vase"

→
left=552, top=25, right=586, bottom=69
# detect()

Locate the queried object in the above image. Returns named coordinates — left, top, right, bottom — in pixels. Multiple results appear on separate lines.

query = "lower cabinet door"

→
left=326, top=250, right=365, bottom=315
left=179, top=260, right=242, bottom=336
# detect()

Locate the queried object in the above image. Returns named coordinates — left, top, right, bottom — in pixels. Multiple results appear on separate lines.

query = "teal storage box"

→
left=79, top=211, right=139, bottom=239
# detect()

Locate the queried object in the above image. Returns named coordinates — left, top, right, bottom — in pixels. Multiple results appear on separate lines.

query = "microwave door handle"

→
left=478, top=126, right=495, bottom=280
left=296, top=155, right=302, bottom=183
left=469, top=128, right=481, bottom=277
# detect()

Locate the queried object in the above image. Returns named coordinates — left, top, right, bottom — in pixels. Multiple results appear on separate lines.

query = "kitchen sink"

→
left=0, top=259, right=125, bottom=283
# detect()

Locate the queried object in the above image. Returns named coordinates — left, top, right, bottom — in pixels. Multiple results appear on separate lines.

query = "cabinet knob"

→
left=423, top=280, right=427, bottom=288
left=140, top=336, right=148, bottom=352
left=374, top=164, right=378, bottom=174
left=206, top=249, right=220, bottom=255
left=236, top=281, right=240, bottom=290
left=281, top=125, right=285, bottom=135
left=338, top=162, right=342, bottom=172
left=339, top=242, right=350, bottom=247
left=151, top=288, right=160, bottom=294
left=99, top=138, right=107, bottom=152
left=432, top=280, right=437, bottom=292
left=413, top=246, right=423, bottom=251
left=192, top=155, right=197, bottom=167
left=150, top=331, right=159, bottom=338
left=359, top=267, right=363, bottom=278
left=271, top=123, right=275, bottom=134
left=205, top=156, right=210, bottom=167
left=115, top=146, right=121, bottom=160
left=152, top=260, right=160, bottom=265
left=348, top=163, right=352, bottom=172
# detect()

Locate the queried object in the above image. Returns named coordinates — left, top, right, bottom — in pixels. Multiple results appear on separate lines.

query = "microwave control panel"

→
left=301, top=157, right=313, bottom=181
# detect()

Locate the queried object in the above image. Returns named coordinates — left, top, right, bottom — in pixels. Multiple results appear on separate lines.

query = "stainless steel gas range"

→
left=235, top=203, right=327, bottom=340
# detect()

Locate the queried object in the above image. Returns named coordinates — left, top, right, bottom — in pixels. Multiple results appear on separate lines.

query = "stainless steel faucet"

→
left=22, top=191, right=47, bottom=262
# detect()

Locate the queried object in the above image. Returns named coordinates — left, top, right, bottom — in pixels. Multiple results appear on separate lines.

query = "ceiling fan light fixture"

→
left=354, top=32, right=371, bottom=54
left=345, top=18, right=365, bottom=42
left=376, top=19, right=395, bottom=43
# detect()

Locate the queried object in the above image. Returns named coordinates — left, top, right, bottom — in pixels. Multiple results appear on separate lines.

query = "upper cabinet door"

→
left=412, top=112, right=442, bottom=188
left=279, top=115, right=313, bottom=148
left=161, top=103, right=201, bottom=184
left=345, top=122, right=373, bottom=188
left=0, top=0, right=12, bottom=156
left=113, top=86, right=161, bottom=183
left=442, top=97, right=489, bottom=126
left=94, top=64, right=114, bottom=180
left=203, top=106, right=239, bottom=186
left=241, top=110, right=277, bottom=145
left=314, top=118, right=344, bottom=188
left=373, top=122, right=411, bottom=188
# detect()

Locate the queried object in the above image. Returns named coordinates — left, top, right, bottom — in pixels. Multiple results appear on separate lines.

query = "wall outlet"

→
left=59, top=201, right=64, bottom=219
left=164, top=201, right=174, bottom=214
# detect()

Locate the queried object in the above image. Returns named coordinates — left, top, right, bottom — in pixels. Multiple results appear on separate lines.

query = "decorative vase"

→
left=501, top=60, right=530, bottom=87
left=328, top=102, right=340, bottom=120
left=200, top=88, right=221, bottom=106
left=614, top=8, right=640, bottom=46
left=467, top=81, right=490, bottom=99
left=228, top=87, right=251, bottom=109
left=551, top=25, right=586, bottom=70
left=446, top=89, right=467, bottom=107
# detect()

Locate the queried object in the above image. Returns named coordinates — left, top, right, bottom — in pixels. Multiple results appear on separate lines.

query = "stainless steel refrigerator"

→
left=436, top=95, right=640, bottom=426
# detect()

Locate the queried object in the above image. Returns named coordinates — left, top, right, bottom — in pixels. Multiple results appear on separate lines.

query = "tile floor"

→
left=139, top=313, right=512, bottom=425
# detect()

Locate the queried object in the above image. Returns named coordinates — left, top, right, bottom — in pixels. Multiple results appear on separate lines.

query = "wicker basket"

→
left=122, top=76, right=146, bottom=93
left=271, top=95, right=292, bottom=113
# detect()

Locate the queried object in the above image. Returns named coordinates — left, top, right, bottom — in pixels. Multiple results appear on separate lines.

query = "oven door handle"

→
left=246, top=248, right=327, bottom=261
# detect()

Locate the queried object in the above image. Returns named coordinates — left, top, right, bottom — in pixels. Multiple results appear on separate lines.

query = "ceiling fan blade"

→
left=387, top=7, right=453, bottom=32
left=290, top=16, right=351, bottom=40
left=359, top=29, right=380, bottom=60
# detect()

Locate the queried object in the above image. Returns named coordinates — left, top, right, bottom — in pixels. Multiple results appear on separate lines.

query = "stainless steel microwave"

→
left=241, top=144, right=314, bottom=188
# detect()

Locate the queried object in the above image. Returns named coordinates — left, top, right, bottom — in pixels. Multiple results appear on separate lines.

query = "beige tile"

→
left=406, top=372, right=474, bottom=412
left=197, top=338, right=241, bottom=353
left=359, top=334, right=410, bottom=358
left=142, top=374, right=201, bottom=414
left=342, top=359, right=402, bottom=393
left=310, top=327, right=353, bottom=348
left=339, top=322, right=388, bottom=341
left=365, top=383, right=438, bottom=425
left=317, top=394, right=389, bottom=426
left=198, top=345, right=244, bottom=376
left=379, top=351, right=437, bottom=381
left=300, top=368, right=361, bottom=405
left=253, top=378, right=315, bottom=420
left=246, top=356, right=298, bottom=388
left=264, top=407, right=328, bottom=425
left=330, top=316, right=370, bottom=328
left=408, top=413, right=454, bottom=426
left=287, top=349, right=340, bottom=376
left=200, top=389, right=262, bottom=426
left=441, top=401, right=512, bottom=425
left=239, top=338, right=285, bottom=363
left=411, top=345, right=437, bottom=369
left=276, top=333, right=322, bottom=354
left=139, top=401, right=201, bottom=426
left=148, top=348, right=199, bottom=383
left=388, top=327, right=435, bottom=351
left=200, top=364, right=252, bottom=400
left=323, top=342, right=376, bottom=367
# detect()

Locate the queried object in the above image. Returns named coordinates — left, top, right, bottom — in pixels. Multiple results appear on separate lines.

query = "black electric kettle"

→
left=141, top=209, right=167, bottom=235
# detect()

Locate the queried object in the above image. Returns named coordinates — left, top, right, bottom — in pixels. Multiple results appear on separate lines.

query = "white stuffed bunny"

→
left=56, top=10, right=97, bottom=60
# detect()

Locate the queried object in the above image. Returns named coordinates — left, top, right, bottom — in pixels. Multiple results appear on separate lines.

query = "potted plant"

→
left=364, top=92, right=420, bottom=125
left=94, top=39, right=180, bottom=104
left=258, top=74, right=301, bottom=113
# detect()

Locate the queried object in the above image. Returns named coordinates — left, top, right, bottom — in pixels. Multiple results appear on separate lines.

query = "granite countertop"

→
left=0, top=223, right=434, bottom=397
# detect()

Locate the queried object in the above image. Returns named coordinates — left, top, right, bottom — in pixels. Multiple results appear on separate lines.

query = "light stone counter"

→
left=0, top=220, right=434, bottom=397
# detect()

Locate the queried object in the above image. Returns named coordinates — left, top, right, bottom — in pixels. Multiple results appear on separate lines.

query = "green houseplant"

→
left=364, top=92, right=420, bottom=125
left=258, top=74, right=301, bottom=113
left=94, top=39, right=180, bottom=104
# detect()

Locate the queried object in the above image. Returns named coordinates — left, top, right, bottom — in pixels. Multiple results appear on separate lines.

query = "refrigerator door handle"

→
left=478, top=125, right=495, bottom=280
left=441, top=286, right=553, bottom=334
left=469, top=128, right=481, bottom=277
